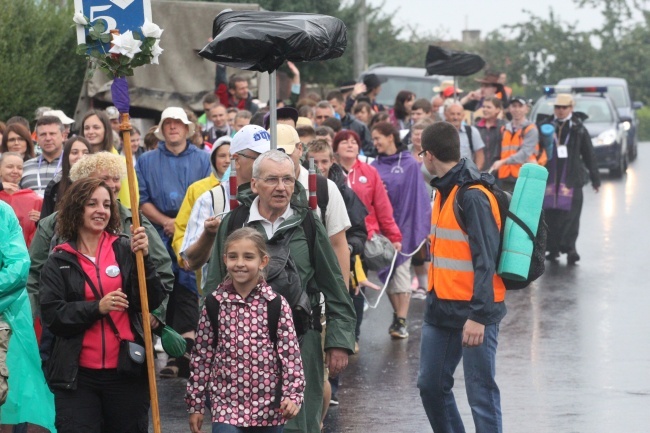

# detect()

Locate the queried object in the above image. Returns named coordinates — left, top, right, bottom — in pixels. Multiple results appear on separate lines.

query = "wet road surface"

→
left=155, top=143, right=650, bottom=432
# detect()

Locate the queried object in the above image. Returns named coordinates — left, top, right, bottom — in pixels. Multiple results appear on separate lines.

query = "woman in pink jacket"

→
left=332, top=130, right=402, bottom=344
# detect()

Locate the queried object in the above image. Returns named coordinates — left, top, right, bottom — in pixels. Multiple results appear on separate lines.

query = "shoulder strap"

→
left=205, top=294, right=220, bottom=347
left=83, top=273, right=121, bottom=340
left=453, top=184, right=472, bottom=233
left=267, top=295, right=282, bottom=344
left=210, top=184, right=227, bottom=215
left=465, top=124, right=474, bottom=153
left=316, top=175, right=329, bottom=229
left=226, top=204, right=250, bottom=237
left=205, top=292, right=282, bottom=348
left=301, top=210, right=318, bottom=267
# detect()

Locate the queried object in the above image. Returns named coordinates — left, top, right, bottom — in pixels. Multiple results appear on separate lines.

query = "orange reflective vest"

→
left=498, top=124, right=546, bottom=179
left=428, top=184, right=506, bottom=302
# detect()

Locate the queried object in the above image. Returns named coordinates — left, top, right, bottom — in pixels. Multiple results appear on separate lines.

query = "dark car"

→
left=358, top=64, right=452, bottom=108
left=557, top=77, right=642, bottom=161
left=531, top=88, right=629, bottom=177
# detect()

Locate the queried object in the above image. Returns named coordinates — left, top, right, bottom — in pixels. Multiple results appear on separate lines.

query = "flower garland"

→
left=74, top=12, right=163, bottom=79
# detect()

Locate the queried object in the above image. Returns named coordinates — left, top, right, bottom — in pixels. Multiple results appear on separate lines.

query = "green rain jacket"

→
left=203, top=182, right=356, bottom=353
left=27, top=203, right=173, bottom=322
left=0, top=201, right=56, bottom=431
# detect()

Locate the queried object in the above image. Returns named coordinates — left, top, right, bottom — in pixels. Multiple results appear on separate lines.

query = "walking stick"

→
left=120, top=113, right=162, bottom=433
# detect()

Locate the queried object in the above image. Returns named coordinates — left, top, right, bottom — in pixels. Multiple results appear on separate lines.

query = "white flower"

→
left=141, top=20, right=163, bottom=39
left=73, top=12, right=88, bottom=26
left=109, top=31, right=142, bottom=59
left=150, top=40, right=164, bottom=65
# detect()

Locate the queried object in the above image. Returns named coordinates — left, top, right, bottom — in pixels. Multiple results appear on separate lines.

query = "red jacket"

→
left=55, top=232, right=135, bottom=369
left=0, top=189, right=43, bottom=247
left=345, top=160, right=402, bottom=243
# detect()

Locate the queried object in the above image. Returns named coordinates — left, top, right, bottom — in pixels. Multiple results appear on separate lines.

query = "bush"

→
left=637, top=106, right=650, bottom=142
left=0, top=0, right=86, bottom=124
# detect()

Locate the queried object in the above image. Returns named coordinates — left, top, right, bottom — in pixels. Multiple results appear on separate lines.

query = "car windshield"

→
left=604, top=85, right=629, bottom=109
left=534, top=98, right=614, bottom=123
left=375, top=76, right=442, bottom=107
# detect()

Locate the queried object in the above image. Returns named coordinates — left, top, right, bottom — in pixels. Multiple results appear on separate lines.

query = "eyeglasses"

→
left=255, top=176, right=296, bottom=186
left=418, top=150, right=427, bottom=158
left=7, top=137, right=27, bottom=144
left=236, top=152, right=258, bottom=161
left=554, top=105, right=570, bottom=109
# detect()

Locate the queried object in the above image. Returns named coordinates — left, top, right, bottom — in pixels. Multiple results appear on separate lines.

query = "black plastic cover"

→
left=425, top=45, right=485, bottom=77
left=199, top=10, right=347, bottom=72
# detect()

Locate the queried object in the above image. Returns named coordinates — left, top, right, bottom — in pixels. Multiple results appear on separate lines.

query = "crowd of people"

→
left=0, top=63, right=601, bottom=433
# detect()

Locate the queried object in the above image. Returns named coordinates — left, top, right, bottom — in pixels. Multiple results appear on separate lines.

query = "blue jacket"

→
left=135, top=141, right=211, bottom=239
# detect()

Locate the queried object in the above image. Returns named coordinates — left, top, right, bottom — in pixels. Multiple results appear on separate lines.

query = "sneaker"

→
left=329, top=395, right=339, bottom=406
left=411, top=287, right=427, bottom=300
left=159, top=358, right=178, bottom=378
left=388, top=313, right=398, bottom=335
left=390, top=318, right=409, bottom=339
left=354, top=341, right=360, bottom=354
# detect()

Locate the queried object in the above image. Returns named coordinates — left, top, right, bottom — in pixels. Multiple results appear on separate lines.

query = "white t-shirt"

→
left=298, top=166, right=351, bottom=238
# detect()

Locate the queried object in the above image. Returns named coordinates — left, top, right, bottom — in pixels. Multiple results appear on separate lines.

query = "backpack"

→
left=205, top=293, right=283, bottom=408
left=226, top=205, right=319, bottom=335
left=453, top=181, right=547, bottom=290
left=316, top=174, right=329, bottom=229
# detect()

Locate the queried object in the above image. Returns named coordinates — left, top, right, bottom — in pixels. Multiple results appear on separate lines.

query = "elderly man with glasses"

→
left=203, top=149, right=356, bottom=433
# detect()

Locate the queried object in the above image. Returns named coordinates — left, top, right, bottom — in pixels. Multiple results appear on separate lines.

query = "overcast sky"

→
left=365, top=0, right=643, bottom=40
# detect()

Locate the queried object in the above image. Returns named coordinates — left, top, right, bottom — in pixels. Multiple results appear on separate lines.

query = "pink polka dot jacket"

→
left=186, top=280, right=305, bottom=426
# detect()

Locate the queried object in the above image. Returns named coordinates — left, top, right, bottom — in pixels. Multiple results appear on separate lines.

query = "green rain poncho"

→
left=0, top=201, right=56, bottom=432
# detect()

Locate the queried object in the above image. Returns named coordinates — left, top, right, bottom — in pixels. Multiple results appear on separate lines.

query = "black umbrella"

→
left=199, top=10, right=347, bottom=148
left=425, top=45, right=485, bottom=77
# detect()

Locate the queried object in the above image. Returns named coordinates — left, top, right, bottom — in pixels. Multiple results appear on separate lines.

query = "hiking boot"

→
left=546, top=251, right=559, bottom=262
left=411, top=287, right=427, bottom=300
left=567, top=250, right=580, bottom=265
left=390, top=318, right=409, bottom=339
left=159, top=358, right=177, bottom=378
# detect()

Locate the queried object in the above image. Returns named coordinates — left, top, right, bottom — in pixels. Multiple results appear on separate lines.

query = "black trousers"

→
left=53, top=368, right=149, bottom=433
left=545, top=186, right=584, bottom=253
left=165, top=273, right=200, bottom=335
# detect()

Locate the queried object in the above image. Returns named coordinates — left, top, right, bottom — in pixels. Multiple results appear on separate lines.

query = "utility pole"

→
left=353, top=0, right=368, bottom=78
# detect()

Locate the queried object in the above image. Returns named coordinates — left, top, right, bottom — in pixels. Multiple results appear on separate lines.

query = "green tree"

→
left=0, top=0, right=86, bottom=122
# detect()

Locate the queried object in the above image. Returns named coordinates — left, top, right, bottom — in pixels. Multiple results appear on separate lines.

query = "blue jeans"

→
left=212, top=423, right=284, bottom=433
left=417, top=322, right=502, bottom=433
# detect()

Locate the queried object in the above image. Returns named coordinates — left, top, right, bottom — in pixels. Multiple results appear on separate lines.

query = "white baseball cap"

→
left=43, top=110, right=74, bottom=125
left=155, top=107, right=195, bottom=141
left=272, top=124, right=300, bottom=155
left=230, top=125, right=271, bottom=156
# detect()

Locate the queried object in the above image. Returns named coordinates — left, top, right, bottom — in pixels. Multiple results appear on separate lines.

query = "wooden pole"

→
left=120, top=113, right=162, bottom=433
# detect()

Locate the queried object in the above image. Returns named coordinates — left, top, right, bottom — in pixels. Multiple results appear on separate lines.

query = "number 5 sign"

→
left=75, top=0, right=152, bottom=45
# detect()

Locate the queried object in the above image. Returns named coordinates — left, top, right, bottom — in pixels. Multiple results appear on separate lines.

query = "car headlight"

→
left=592, top=129, right=617, bottom=146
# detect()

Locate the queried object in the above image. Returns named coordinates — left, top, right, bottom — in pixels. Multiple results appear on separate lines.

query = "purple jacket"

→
left=372, top=149, right=431, bottom=280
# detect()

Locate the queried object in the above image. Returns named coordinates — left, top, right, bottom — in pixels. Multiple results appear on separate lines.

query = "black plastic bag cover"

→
left=199, top=11, right=347, bottom=72
left=425, top=45, right=485, bottom=77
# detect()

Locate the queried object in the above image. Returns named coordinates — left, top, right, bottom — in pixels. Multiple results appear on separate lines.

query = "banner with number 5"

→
left=74, top=0, right=152, bottom=47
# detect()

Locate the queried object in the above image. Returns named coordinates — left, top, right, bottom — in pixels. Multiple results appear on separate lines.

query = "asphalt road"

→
left=154, top=142, right=650, bottom=433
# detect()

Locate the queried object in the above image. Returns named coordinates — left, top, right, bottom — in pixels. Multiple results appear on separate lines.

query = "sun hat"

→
left=154, top=107, right=195, bottom=141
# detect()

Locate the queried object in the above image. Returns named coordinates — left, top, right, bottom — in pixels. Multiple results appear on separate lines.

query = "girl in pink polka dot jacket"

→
left=187, top=228, right=305, bottom=433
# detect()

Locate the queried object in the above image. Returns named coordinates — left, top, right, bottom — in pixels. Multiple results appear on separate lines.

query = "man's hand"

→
left=150, top=315, right=161, bottom=330
left=489, top=159, right=505, bottom=173
left=326, top=348, right=349, bottom=377
left=287, top=61, right=300, bottom=79
left=203, top=215, right=221, bottom=235
left=462, top=319, right=485, bottom=347
left=162, top=218, right=175, bottom=237
left=351, top=82, right=366, bottom=99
